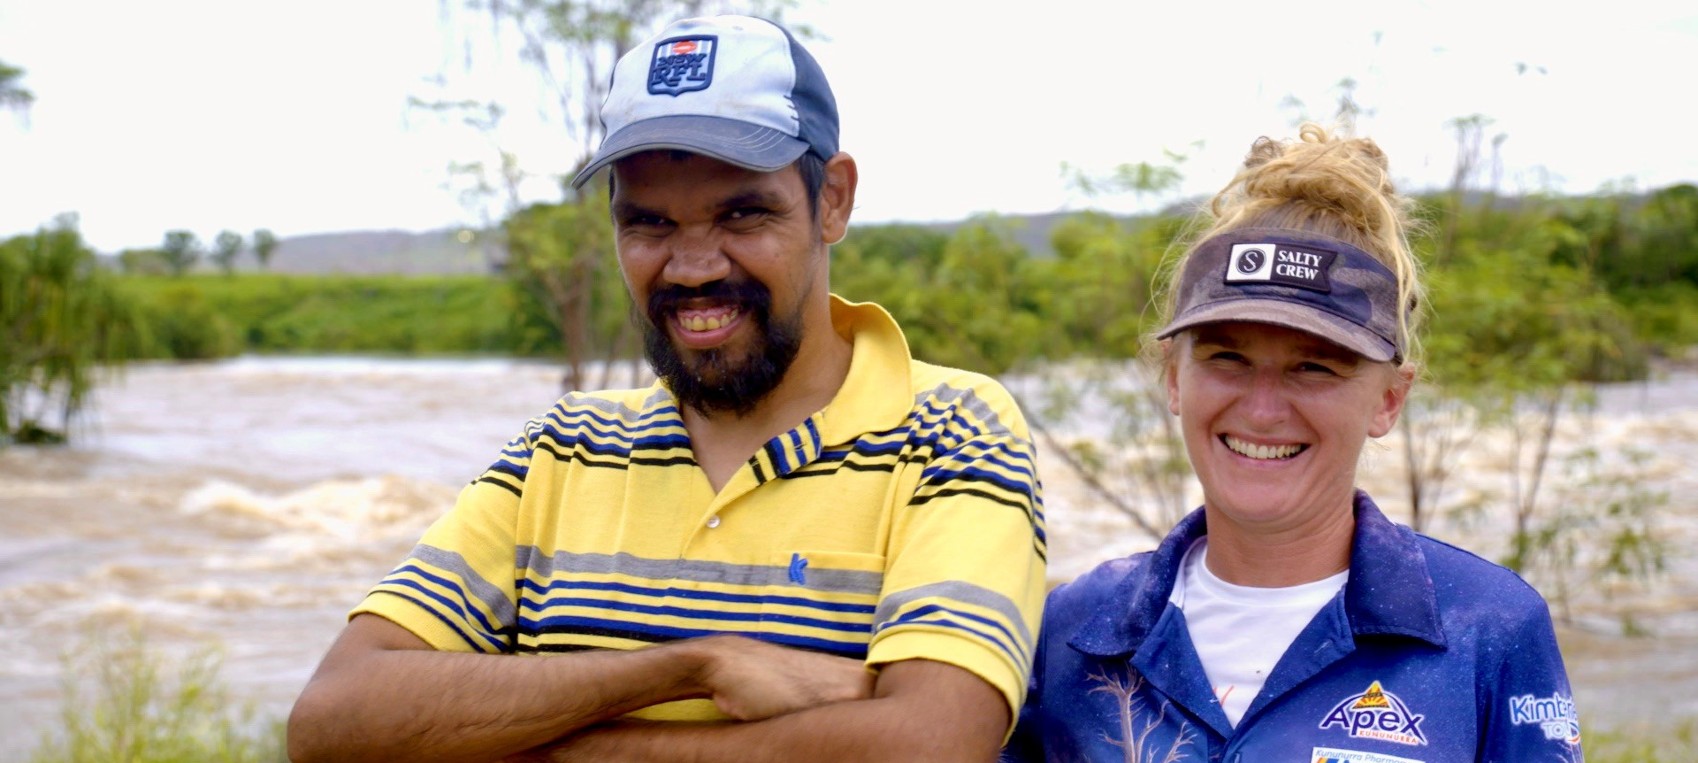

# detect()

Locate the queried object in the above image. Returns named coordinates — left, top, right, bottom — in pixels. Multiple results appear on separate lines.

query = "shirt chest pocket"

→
left=757, top=549, right=886, bottom=659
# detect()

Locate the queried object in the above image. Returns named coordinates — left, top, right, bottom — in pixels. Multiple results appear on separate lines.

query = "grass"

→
left=20, top=627, right=1696, bottom=762
left=1584, top=717, right=1698, bottom=763
left=27, top=629, right=285, bottom=763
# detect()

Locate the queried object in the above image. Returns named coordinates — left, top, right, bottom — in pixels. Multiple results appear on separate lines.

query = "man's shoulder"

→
left=525, top=384, right=675, bottom=436
left=903, top=358, right=1030, bottom=438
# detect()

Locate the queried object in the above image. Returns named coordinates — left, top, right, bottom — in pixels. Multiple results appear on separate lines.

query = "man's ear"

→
left=819, top=152, right=858, bottom=246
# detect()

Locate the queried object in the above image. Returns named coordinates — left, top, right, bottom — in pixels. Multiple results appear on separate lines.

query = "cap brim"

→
left=570, top=115, right=809, bottom=188
left=1155, top=298, right=1398, bottom=362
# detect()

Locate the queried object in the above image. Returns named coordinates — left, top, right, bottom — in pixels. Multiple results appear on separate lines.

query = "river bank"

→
left=1, top=357, right=1693, bottom=757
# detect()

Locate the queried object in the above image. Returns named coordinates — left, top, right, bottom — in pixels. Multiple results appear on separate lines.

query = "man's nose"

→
left=661, top=225, right=731, bottom=288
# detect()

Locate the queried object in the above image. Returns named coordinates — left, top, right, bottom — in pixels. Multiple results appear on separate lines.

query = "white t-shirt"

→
left=1169, top=538, right=1347, bottom=727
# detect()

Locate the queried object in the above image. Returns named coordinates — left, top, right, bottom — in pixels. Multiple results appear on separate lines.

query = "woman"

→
left=1004, top=125, right=1582, bottom=762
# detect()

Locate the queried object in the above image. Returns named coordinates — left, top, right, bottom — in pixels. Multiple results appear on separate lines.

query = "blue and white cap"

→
left=569, top=15, right=839, bottom=188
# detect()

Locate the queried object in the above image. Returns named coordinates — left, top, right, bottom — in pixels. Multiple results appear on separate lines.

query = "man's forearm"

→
left=526, top=660, right=1007, bottom=763
left=288, top=618, right=712, bottom=763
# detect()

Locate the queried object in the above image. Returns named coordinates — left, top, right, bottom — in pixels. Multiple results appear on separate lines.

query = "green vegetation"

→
left=0, top=57, right=33, bottom=117
left=160, top=230, right=202, bottom=277
left=116, top=273, right=551, bottom=358
left=1, top=217, right=146, bottom=444
left=28, top=630, right=285, bottom=763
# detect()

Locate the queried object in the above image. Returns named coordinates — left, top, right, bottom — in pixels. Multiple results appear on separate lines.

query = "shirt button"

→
left=706, top=515, right=721, bottom=529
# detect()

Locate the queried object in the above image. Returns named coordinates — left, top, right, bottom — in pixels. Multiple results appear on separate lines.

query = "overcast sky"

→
left=2, top=0, right=1694, bottom=253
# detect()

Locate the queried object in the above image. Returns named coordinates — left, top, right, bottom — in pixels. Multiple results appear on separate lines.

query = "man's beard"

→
left=641, top=279, right=804, bottom=418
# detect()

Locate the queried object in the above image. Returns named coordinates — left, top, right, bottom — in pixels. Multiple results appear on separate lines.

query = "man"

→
left=288, top=15, right=1046, bottom=763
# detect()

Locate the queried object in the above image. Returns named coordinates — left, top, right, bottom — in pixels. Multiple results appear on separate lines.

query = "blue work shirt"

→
left=1005, top=491, right=1582, bottom=763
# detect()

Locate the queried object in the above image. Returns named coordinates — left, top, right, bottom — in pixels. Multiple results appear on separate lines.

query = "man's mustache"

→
left=647, top=280, right=772, bottom=322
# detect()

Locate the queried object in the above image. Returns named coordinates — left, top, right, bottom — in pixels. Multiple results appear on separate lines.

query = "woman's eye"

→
left=1297, top=362, right=1339, bottom=376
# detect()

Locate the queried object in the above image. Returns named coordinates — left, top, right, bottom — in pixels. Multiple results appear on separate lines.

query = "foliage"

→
left=27, top=629, right=285, bottom=763
left=211, top=230, right=244, bottom=275
left=114, top=274, right=543, bottom=357
left=160, top=230, right=203, bottom=277
left=1, top=218, right=147, bottom=445
left=251, top=229, right=278, bottom=271
left=500, top=191, right=629, bottom=391
left=1516, top=438, right=1669, bottom=625
left=126, top=282, right=242, bottom=360
left=118, top=248, right=173, bottom=276
left=1, top=57, right=34, bottom=120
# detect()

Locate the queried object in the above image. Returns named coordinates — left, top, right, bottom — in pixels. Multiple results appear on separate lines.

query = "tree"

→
left=252, top=228, right=279, bottom=270
left=160, top=230, right=202, bottom=276
left=211, top=230, right=244, bottom=275
left=0, top=58, right=33, bottom=122
left=117, top=247, right=172, bottom=276
left=1, top=217, right=147, bottom=444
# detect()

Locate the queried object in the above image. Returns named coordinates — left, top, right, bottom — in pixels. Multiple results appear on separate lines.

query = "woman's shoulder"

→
left=1410, top=531, right=1554, bottom=615
left=1045, top=552, right=1158, bottom=619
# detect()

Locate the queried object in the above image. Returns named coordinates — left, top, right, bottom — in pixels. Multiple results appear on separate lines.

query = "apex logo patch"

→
left=1318, top=681, right=1429, bottom=746
left=1225, top=242, right=1337, bottom=293
left=1509, top=691, right=1581, bottom=744
left=648, top=35, right=717, bottom=95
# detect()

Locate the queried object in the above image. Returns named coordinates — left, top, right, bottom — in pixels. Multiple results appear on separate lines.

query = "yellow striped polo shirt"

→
left=353, top=295, right=1047, bottom=724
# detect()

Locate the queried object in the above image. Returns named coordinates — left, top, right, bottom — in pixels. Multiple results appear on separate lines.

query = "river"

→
left=1, top=357, right=1694, bottom=756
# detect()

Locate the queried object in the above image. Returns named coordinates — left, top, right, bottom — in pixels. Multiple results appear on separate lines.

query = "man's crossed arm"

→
left=287, top=614, right=1006, bottom=763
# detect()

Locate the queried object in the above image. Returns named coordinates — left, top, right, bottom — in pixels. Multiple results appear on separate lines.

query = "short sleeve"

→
left=866, top=382, right=1048, bottom=736
left=349, top=420, right=538, bottom=653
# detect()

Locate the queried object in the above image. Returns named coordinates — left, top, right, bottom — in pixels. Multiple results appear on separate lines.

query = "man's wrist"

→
left=661, top=635, right=727, bottom=699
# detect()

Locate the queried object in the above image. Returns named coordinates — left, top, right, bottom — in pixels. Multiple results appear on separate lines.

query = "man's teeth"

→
left=682, top=309, right=739, bottom=332
left=1224, top=436, right=1303, bottom=460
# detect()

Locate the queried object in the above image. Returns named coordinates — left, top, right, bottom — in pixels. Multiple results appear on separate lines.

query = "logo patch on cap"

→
left=648, top=35, right=717, bottom=96
left=1225, top=242, right=1338, bottom=293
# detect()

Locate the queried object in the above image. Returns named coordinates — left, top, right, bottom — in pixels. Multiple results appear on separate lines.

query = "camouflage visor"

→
left=1155, top=227, right=1406, bottom=362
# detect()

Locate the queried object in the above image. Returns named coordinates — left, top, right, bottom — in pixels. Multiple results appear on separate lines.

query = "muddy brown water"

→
left=1, top=357, right=1693, bottom=756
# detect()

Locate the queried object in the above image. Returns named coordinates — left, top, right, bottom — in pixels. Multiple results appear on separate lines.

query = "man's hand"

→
left=692, top=635, right=875, bottom=720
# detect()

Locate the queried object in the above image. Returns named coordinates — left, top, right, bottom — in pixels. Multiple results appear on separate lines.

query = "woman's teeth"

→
left=1224, top=435, right=1303, bottom=460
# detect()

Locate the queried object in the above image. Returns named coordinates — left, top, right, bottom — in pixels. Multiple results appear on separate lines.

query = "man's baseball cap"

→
left=569, top=15, right=838, bottom=188
left=1156, top=227, right=1408, bottom=363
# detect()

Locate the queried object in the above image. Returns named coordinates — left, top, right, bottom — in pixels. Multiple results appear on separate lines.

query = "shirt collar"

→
left=1069, top=490, right=1445, bottom=658
left=816, top=294, right=913, bottom=445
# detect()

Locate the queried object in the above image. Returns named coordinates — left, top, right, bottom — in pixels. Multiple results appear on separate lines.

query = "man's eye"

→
left=623, top=216, right=670, bottom=229
left=725, top=207, right=769, bottom=223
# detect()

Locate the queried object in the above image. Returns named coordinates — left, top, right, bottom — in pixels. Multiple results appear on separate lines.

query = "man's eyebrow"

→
left=610, top=199, right=664, bottom=221
left=717, top=189, right=787, bottom=211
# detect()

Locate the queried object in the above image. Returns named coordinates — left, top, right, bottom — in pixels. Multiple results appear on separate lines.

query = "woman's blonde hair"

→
left=1157, top=122, right=1425, bottom=367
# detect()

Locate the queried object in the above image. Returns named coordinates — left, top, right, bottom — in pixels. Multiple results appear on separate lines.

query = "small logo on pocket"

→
left=787, top=553, right=809, bottom=585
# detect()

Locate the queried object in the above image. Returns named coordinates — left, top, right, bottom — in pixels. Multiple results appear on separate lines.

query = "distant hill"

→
left=135, top=211, right=1156, bottom=276
left=238, top=229, right=498, bottom=275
